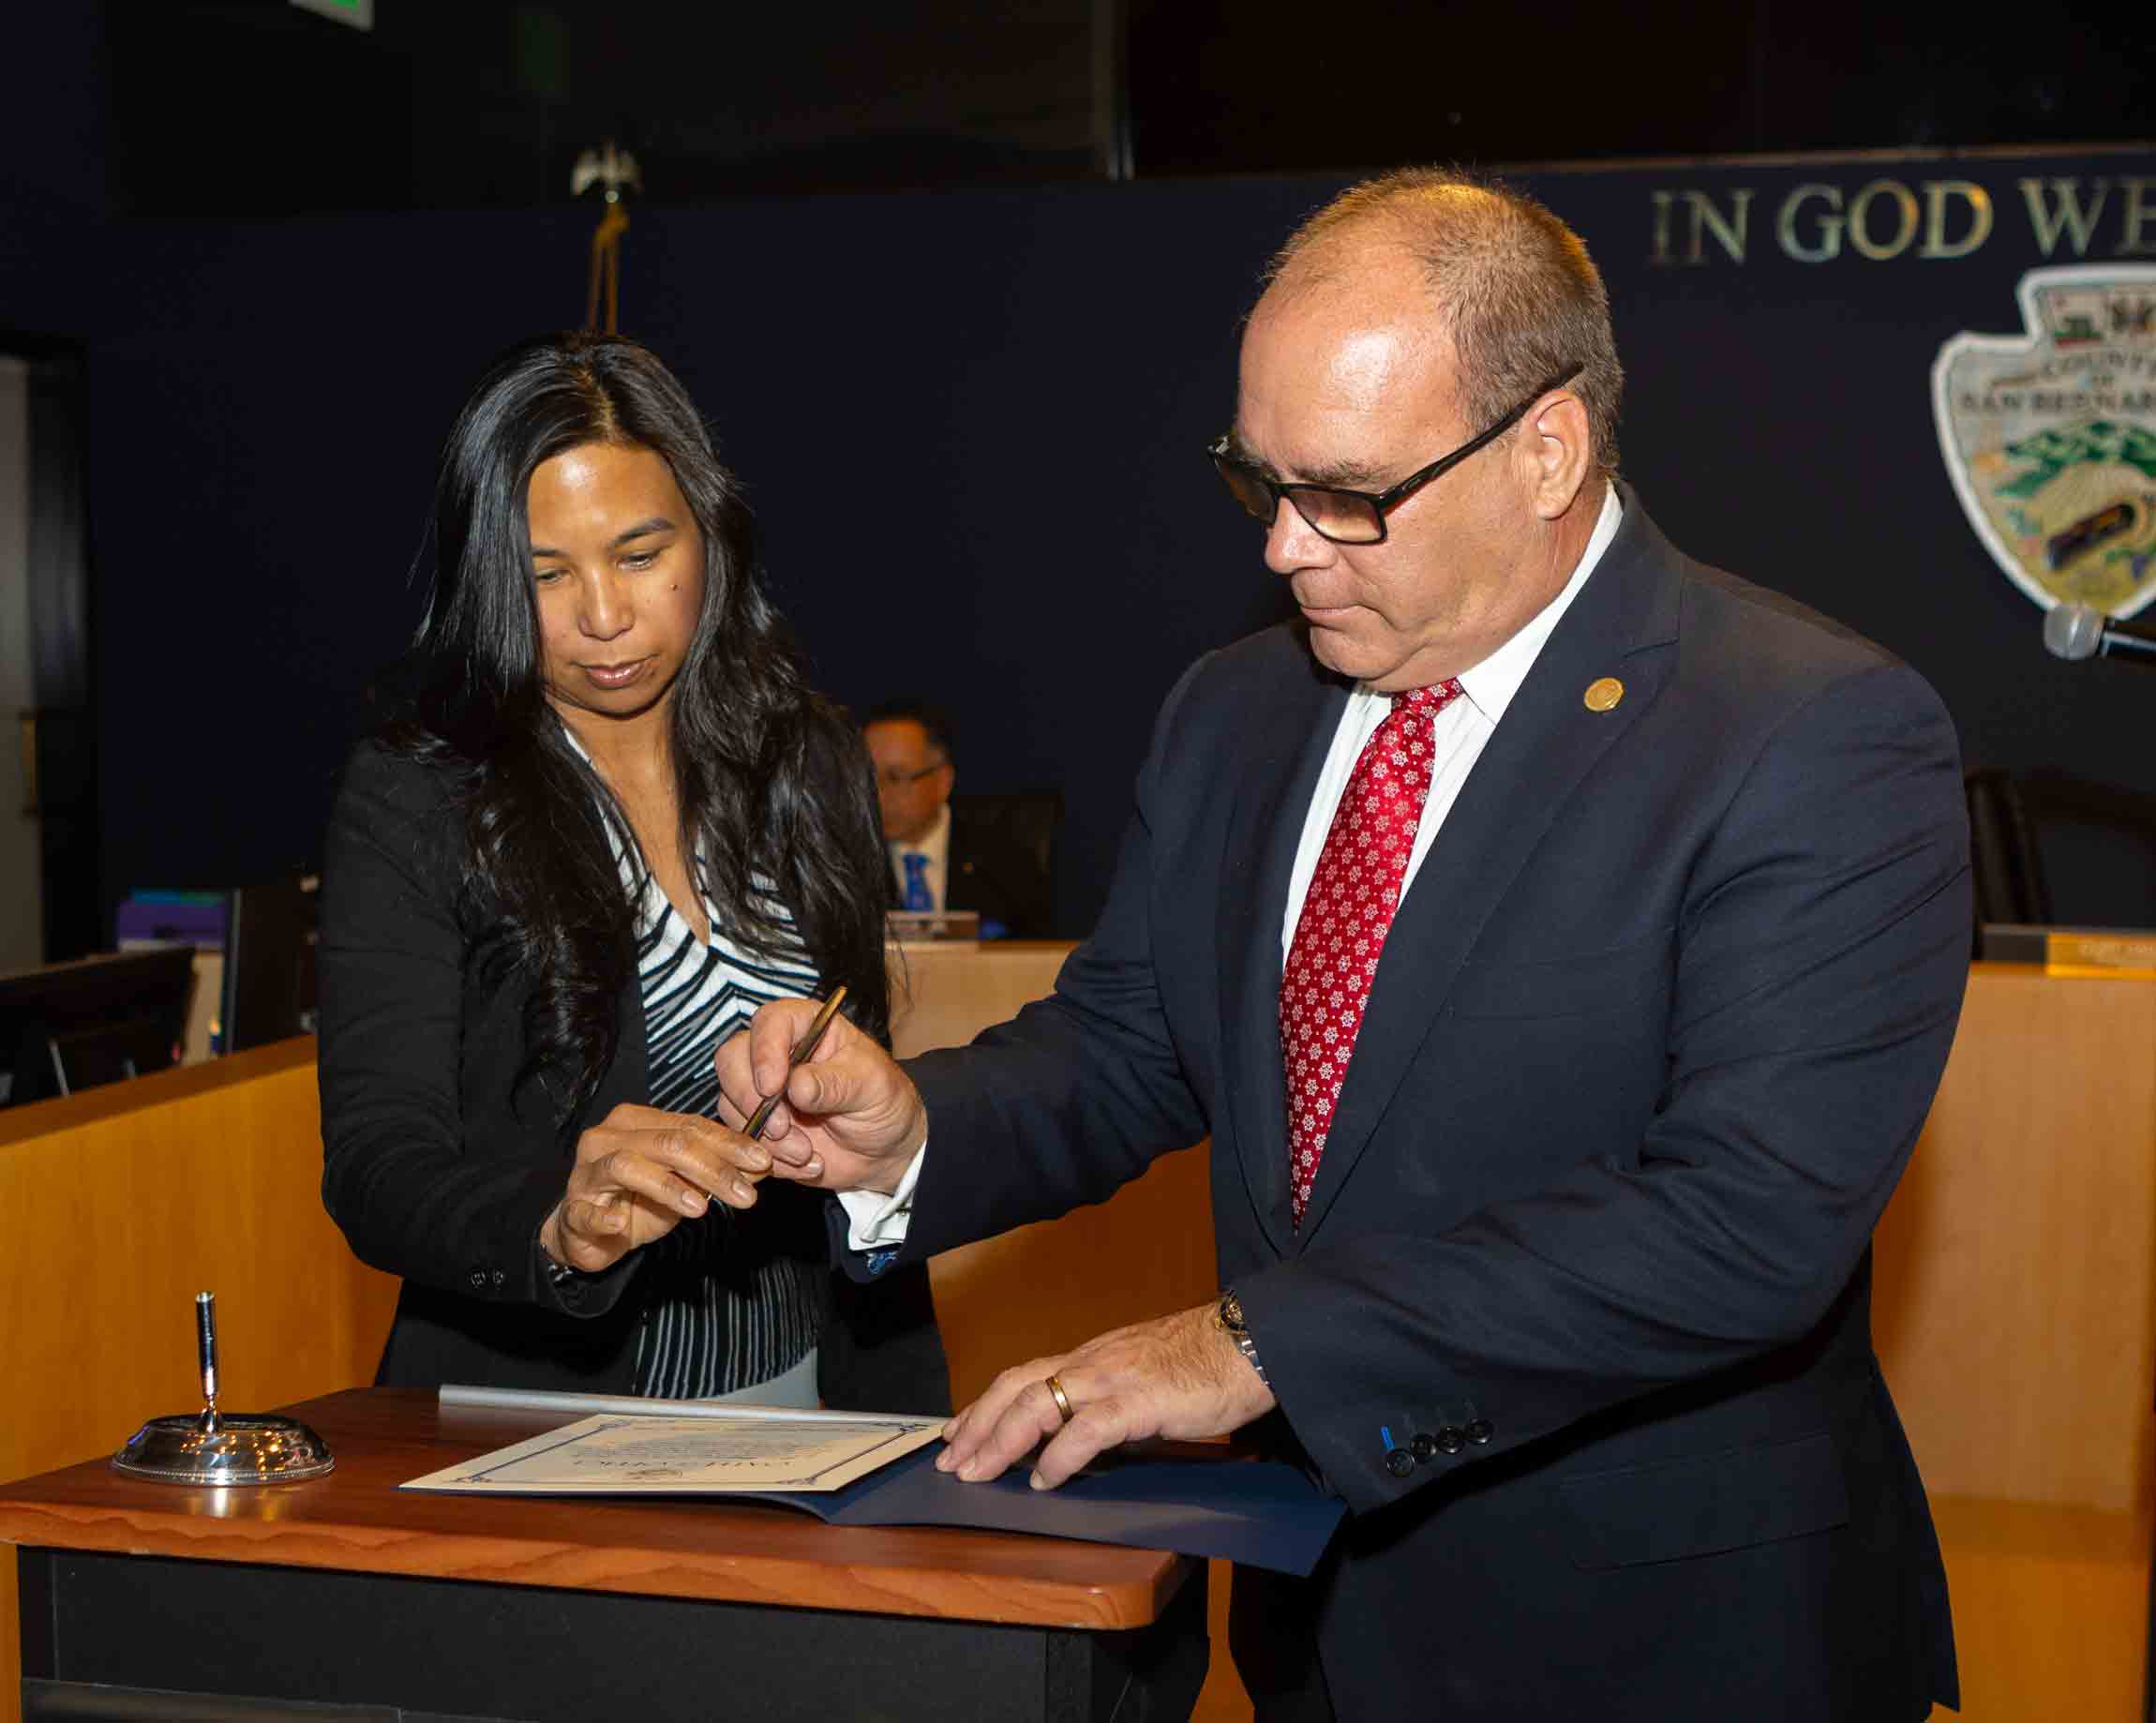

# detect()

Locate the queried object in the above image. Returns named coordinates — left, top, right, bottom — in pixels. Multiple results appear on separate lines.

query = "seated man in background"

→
left=862, top=699, right=1053, bottom=938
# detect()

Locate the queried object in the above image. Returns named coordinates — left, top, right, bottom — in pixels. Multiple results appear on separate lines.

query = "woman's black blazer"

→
left=317, top=740, right=949, bottom=1413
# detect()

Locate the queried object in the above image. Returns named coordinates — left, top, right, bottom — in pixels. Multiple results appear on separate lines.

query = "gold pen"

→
left=742, top=983, right=848, bottom=1140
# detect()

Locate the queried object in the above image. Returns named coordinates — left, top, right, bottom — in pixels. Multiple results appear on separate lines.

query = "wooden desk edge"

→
left=0, top=1386, right=1192, bottom=1632
left=0, top=1497, right=1183, bottom=1630
left=0, top=1035, right=316, bottom=1147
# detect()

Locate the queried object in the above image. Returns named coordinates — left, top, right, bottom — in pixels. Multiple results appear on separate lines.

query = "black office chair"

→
left=947, top=790, right=1061, bottom=937
left=1965, top=767, right=2156, bottom=944
left=951, top=790, right=1060, bottom=881
left=1965, top=769, right=2052, bottom=928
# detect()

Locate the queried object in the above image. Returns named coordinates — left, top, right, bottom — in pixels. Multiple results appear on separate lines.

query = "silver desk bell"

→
left=112, top=1291, right=335, bottom=1484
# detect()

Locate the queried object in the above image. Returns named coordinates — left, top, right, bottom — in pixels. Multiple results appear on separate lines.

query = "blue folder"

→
left=763, top=1443, right=1344, bottom=1576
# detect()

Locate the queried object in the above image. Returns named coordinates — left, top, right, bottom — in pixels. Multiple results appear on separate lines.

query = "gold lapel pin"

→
left=1582, top=677, right=1624, bottom=713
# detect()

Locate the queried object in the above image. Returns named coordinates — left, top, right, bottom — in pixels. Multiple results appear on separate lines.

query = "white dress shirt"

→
left=1280, top=484, right=1623, bottom=957
left=889, top=804, right=952, bottom=912
left=843, top=486, right=1624, bottom=1249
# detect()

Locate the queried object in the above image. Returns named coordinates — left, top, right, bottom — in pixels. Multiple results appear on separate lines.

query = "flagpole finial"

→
left=574, top=142, right=641, bottom=333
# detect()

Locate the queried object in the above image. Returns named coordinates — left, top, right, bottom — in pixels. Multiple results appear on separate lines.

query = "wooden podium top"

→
left=0, top=1388, right=1190, bottom=1631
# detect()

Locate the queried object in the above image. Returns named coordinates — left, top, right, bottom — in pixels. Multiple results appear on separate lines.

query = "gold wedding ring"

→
left=1043, top=1373, right=1075, bottom=1426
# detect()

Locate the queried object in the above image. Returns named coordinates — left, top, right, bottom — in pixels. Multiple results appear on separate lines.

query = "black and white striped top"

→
left=596, top=809, right=831, bottom=1400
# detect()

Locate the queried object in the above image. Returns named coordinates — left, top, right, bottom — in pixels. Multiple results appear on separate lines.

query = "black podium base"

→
left=20, top=1547, right=1207, bottom=1723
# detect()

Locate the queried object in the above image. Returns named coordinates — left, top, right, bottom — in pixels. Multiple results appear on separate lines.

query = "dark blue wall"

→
left=14, top=148, right=2156, bottom=934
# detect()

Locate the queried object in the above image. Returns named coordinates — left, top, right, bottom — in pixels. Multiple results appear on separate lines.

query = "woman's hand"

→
left=537, top=1102, right=771, bottom=1275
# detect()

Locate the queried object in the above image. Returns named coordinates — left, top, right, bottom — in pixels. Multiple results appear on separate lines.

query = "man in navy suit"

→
left=721, top=169, right=1966, bottom=1721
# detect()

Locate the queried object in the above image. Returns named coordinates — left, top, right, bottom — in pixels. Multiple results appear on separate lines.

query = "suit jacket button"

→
left=490, top=1268, right=506, bottom=1287
left=1463, top=1419, right=1493, bottom=1445
left=1385, top=1447, right=1415, bottom=1478
left=468, top=1269, right=487, bottom=1289
left=1410, top=1432, right=1437, bottom=1461
left=1435, top=1426, right=1465, bottom=1455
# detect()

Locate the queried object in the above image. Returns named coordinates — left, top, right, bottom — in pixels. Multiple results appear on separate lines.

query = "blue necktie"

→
left=901, top=851, right=934, bottom=912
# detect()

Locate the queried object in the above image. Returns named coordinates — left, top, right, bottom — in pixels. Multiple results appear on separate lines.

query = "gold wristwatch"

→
left=1216, top=1290, right=1270, bottom=1389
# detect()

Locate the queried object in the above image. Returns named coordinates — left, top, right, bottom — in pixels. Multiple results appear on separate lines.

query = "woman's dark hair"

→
left=384, top=331, right=890, bottom=1126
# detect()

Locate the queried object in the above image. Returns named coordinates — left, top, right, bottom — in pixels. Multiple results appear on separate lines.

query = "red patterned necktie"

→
left=1280, top=681, right=1463, bottom=1226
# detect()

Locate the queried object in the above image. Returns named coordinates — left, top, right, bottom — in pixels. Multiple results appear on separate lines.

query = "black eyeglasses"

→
left=875, top=762, right=947, bottom=789
left=1206, top=363, right=1584, bottom=545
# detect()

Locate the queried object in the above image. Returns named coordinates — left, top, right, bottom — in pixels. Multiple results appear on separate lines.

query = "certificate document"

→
left=398, top=1389, right=1348, bottom=1573
left=403, top=1412, right=945, bottom=1495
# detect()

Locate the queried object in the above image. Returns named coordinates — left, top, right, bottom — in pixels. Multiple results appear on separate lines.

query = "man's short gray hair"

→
left=1265, top=168, right=1624, bottom=475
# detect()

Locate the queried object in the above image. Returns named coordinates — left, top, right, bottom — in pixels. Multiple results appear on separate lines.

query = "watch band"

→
left=1217, top=1290, right=1270, bottom=1389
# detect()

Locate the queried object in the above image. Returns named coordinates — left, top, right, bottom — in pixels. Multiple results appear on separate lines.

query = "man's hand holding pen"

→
left=713, top=996, right=929, bottom=1194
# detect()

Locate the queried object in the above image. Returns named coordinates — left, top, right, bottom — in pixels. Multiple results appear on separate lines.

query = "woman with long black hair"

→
left=319, top=332, right=947, bottom=1411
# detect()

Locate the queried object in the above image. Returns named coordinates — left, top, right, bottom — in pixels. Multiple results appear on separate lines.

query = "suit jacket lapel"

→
left=1295, top=491, right=1686, bottom=1240
left=1217, top=637, right=1349, bottom=1259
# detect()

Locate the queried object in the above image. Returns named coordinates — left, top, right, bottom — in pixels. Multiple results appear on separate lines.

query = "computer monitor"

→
left=218, top=873, right=320, bottom=1053
left=0, top=945, right=198, bottom=1107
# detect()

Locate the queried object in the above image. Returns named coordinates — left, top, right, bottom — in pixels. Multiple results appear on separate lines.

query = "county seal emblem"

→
left=1933, top=264, right=2156, bottom=618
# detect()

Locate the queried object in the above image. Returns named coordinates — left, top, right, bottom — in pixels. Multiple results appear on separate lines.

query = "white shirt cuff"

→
left=837, top=1140, right=925, bottom=1251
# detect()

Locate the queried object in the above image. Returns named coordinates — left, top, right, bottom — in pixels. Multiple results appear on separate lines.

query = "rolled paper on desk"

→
left=439, top=1384, right=926, bottom=1426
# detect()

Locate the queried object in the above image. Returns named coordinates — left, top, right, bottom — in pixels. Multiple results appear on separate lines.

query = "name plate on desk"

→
left=1979, top=923, right=2156, bottom=978
left=887, top=909, right=981, bottom=944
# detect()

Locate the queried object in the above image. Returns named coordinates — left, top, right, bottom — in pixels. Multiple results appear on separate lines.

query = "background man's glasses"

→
left=876, top=762, right=947, bottom=788
left=1206, top=362, right=1584, bottom=546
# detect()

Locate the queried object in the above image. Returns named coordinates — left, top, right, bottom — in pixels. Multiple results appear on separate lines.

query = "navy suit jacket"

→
left=884, top=492, right=1967, bottom=1720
